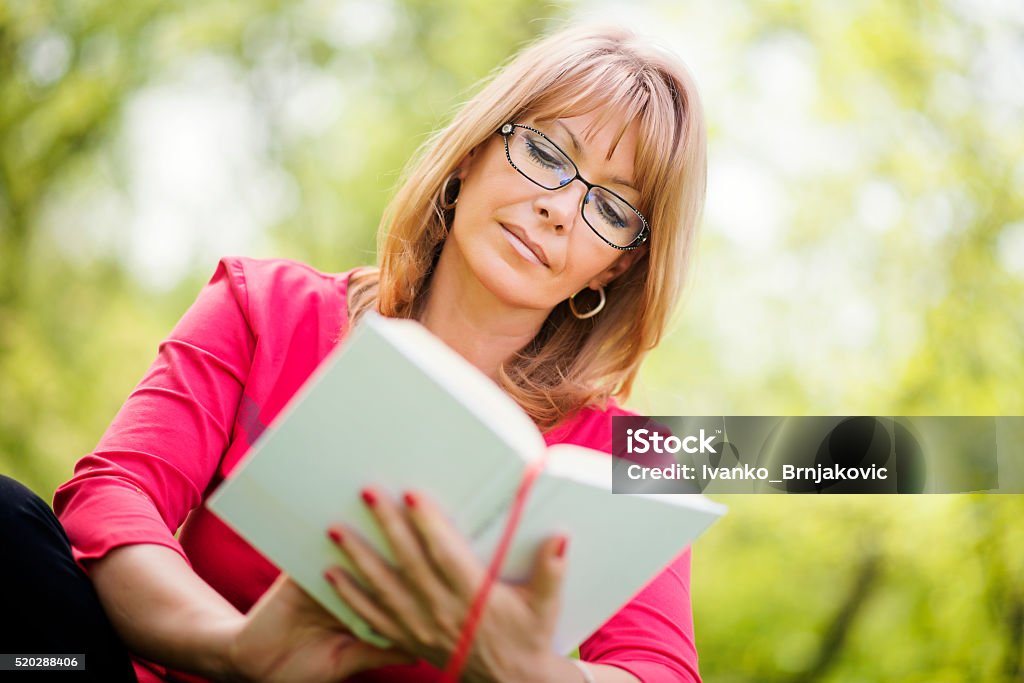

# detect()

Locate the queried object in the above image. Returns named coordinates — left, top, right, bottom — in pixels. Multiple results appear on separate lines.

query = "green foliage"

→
left=695, top=495, right=1024, bottom=682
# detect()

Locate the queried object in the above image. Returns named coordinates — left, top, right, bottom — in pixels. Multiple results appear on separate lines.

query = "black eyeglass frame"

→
left=498, top=122, right=650, bottom=251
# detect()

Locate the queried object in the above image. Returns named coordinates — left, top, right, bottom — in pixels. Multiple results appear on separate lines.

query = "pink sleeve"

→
left=579, top=547, right=701, bottom=683
left=53, top=258, right=254, bottom=568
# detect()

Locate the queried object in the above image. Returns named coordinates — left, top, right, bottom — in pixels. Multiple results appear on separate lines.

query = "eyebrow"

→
left=552, top=120, right=638, bottom=192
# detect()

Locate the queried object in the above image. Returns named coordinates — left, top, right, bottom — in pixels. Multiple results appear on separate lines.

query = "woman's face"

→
left=442, top=109, right=643, bottom=313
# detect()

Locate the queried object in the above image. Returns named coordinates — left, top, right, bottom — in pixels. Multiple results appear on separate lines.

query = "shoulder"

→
left=542, top=399, right=639, bottom=454
left=217, top=256, right=353, bottom=303
left=214, top=256, right=362, bottom=334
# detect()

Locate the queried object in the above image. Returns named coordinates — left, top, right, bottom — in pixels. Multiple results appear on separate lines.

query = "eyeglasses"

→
left=499, top=123, right=649, bottom=251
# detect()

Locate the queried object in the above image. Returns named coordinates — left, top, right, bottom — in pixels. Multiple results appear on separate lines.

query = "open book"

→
left=207, top=313, right=726, bottom=653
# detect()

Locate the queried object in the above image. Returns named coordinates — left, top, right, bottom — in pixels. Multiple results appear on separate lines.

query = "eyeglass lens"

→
left=506, top=128, right=645, bottom=248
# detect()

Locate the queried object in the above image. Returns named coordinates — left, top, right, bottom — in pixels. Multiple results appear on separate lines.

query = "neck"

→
left=417, top=244, right=550, bottom=381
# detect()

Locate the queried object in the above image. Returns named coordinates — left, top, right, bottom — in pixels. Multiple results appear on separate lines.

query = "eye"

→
left=524, top=137, right=566, bottom=170
left=594, top=194, right=629, bottom=229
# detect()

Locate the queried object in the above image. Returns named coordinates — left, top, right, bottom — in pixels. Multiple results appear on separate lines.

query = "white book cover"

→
left=207, top=312, right=726, bottom=652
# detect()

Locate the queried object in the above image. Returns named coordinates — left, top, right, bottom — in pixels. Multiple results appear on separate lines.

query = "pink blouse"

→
left=53, top=257, right=701, bottom=683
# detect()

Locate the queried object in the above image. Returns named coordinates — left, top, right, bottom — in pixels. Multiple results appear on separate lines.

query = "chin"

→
left=447, top=227, right=557, bottom=310
left=476, top=257, right=554, bottom=310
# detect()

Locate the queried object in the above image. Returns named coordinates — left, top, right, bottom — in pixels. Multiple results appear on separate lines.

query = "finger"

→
left=327, top=526, right=415, bottom=615
left=328, top=521, right=411, bottom=595
left=327, top=525, right=438, bottom=646
left=401, top=490, right=485, bottom=597
left=323, top=566, right=404, bottom=642
left=360, top=488, right=452, bottom=606
left=526, top=535, right=569, bottom=617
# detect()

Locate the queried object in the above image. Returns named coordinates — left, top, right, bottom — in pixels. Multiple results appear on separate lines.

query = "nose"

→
left=534, top=179, right=587, bottom=232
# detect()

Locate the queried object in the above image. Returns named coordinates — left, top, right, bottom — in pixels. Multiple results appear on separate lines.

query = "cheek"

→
left=465, top=164, right=529, bottom=209
left=565, top=234, right=621, bottom=280
left=452, top=178, right=505, bottom=228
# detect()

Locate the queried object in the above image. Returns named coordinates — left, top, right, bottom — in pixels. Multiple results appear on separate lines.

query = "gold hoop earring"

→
left=569, top=285, right=606, bottom=319
left=439, top=173, right=460, bottom=210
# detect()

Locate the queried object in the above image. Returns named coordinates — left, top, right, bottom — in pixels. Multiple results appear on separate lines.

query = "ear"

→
left=588, top=246, right=646, bottom=290
left=454, top=146, right=480, bottom=180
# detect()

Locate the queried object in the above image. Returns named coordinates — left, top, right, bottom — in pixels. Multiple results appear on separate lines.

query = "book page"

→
left=374, top=316, right=546, bottom=461
left=471, top=443, right=726, bottom=654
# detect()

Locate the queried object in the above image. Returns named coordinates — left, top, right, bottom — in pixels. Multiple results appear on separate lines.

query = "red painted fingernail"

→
left=328, top=528, right=343, bottom=544
left=323, top=569, right=335, bottom=584
left=403, top=491, right=418, bottom=508
left=555, top=536, right=569, bottom=558
left=361, top=488, right=378, bottom=507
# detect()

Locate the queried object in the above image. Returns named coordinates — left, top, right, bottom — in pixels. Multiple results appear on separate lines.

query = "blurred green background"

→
left=1, top=0, right=1022, bottom=680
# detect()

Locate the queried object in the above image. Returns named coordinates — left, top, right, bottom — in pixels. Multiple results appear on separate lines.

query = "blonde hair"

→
left=348, top=24, right=707, bottom=431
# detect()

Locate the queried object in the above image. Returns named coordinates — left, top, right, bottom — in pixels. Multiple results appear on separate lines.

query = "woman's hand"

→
left=228, top=572, right=413, bottom=682
left=323, top=488, right=569, bottom=683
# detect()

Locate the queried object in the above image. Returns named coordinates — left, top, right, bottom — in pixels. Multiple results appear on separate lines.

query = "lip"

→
left=500, top=223, right=549, bottom=268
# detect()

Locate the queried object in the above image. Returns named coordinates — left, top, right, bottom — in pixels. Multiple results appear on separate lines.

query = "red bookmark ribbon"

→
left=439, top=453, right=549, bottom=682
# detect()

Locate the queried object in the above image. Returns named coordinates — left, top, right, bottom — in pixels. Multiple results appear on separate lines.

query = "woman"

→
left=3, top=23, right=706, bottom=683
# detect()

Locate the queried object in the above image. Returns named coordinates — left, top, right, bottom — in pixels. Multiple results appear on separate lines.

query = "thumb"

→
left=527, top=535, right=569, bottom=614
left=336, top=641, right=417, bottom=677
